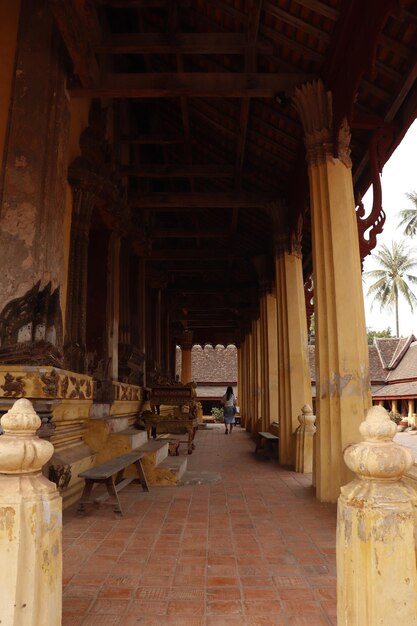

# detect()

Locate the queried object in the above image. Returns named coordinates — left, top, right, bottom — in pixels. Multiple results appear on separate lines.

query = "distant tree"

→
left=398, top=190, right=417, bottom=236
left=364, top=241, right=417, bottom=337
left=367, top=327, right=393, bottom=345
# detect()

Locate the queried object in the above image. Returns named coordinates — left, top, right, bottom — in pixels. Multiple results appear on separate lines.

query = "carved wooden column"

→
left=107, top=233, right=120, bottom=381
left=337, top=405, right=417, bottom=625
left=273, top=219, right=312, bottom=467
left=293, top=80, right=371, bottom=501
left=64, top=187, right=95, bottom=373
left=118, top=241, right=131, bottom=380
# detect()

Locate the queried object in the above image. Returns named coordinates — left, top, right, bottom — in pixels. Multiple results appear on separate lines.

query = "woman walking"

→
left=221, top=386, right=237, bottom=434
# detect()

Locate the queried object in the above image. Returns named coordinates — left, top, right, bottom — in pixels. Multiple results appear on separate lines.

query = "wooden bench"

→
left=255, top=432, right=279, bottom=460
left=78, top=450, right=149, bottom=516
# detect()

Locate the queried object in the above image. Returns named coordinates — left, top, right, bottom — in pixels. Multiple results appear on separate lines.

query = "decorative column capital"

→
left=0, top=399, right=54, bottom=474
left=266, top=201, right=303, bottom=258
left=292, top=80, right=352, bottom=168
left=344, top=405, right=413, bottom=481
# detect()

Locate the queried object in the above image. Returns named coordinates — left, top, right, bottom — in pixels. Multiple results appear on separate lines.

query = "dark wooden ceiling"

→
left=50, top=0, right=417, bottom=345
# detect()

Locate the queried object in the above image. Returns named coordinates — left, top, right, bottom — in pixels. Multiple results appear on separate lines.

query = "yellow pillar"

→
left=391, top=399, right=398, bottom=415
left=294, top=404, right=316, bottom=473
left=407, top=399, right=414, bottom=420
left=253, top=256, right=279, bottom=431
left=0, top=399, right=62, bottom=625
left=180, top=330, right=193, bottom=384
left=293, top=80, right=371, bottom=501
left=274, top=236, right=313, bottom=466
left=337, top=406, right=417, bottom=625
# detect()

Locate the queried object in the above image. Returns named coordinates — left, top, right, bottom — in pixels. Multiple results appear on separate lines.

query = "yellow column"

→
left=293, top=80, right=371, bottom=501
left=180, top=330, right=193, bottom=384
left=253, top=256, right=279, bottom=431
left=243, top=334, right=251, bottom=430
left=274, top=236, right=313, bottom=466
left=0, top=399, right=62, bottom=625
left=391, top=399, right=398, bottom=415
left=337, top=406, right=417, bottom=625
left=408, top=399, right=414, bottom=420
left=255, top=318, right=262, bottom=430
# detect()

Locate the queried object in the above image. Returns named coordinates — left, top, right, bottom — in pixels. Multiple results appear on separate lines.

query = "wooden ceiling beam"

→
left=264, top=2, right=332, bottom=43
left=148, top=250, right=244, bottom=260
left=150, top=229, right=229, bottom=238
left=49, top=0, right=100, bottom=87
left=122, top=164, right=234, bottom=177
left=69, top=72, right=315, bottom=98
left=130, top=192, right=276, bottom=207
left=292, top=0, right=339, bottom=21
left=120, top=133, right=185, bottom=144
left=96, top=33, right=273, bottom=55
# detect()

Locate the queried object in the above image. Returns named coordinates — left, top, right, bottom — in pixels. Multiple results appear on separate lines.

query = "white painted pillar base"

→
left=0, top=399, right=62, bottom=626
left=337, top=405, right=417, bottom=625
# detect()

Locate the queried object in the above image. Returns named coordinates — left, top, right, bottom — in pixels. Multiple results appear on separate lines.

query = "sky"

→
left=361, top=119, right=417, bottom=337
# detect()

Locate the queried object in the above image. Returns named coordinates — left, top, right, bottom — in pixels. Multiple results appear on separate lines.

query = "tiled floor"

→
left=63, top=424, right=337, bottom=625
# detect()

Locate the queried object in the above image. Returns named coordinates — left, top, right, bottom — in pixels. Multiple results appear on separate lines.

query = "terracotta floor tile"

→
left=63, top=426, right=337, bottom=626
left=89, top=598, right=130, bottom=615
left=207, top=587, right=241, bottom=601
left=243, top=600, right=283, bottom=616
left=207, top=600, right=243, bottom=615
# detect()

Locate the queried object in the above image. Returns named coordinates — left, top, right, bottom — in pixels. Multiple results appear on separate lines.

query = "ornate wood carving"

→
left=0, top=283, right=63, bottom=367
left=355, top=124, right=396, bottom=264
left=1, top=373, right=26, bottom=398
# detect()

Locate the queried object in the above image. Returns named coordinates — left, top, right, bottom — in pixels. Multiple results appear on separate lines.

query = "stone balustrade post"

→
left=337, top=405, right=417, bottom=625
left=0, top=399, right=62, bottom=626
left=294, top=404, right=316, bottom=473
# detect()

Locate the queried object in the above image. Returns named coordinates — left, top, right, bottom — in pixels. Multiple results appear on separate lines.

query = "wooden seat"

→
left=78, top=450, right=149, bottom=516
left=255, top=431, right=279, bottom=460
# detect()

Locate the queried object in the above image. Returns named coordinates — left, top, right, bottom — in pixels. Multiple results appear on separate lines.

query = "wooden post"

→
left=337, top=405, right=417, bottom=625
left=0, top=399, right=62, bottom=625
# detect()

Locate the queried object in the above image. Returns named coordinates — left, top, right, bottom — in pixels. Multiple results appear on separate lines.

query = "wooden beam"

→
left=129, top=192, right=276, bottom=208
left=69, top=73, right=315, bottom=98
left=120, top=134, right=185, bottom=144
left=150, top=229, right=229, bottom=238
left=148, top=250, right=244, bottom=260
left=264, top=2, right=332, bottom=43
left=49, top=0, right=100, bottom=87
left=96, top=33, right=273, bottom=55
left=122, top=164, right=234, bottom=178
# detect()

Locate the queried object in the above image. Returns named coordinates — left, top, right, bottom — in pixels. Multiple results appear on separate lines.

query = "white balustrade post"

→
left=294, top=404, right=316, bottom=472
left=0, top=399, right=62, bottom=626
left=337, top=405, right=417, bottom=625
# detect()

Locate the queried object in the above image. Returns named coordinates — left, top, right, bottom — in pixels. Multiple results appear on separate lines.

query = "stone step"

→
left=158, top=456, right=188, bottom=481
left=109, top=428, right=148, bottom=449
left=137, top=440, right=169, bottom=465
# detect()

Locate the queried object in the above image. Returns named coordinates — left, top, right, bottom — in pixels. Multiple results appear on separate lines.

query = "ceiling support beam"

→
left=69, top=73, right=315, bottom=98
left=122, top=164, right=234, bottom=178
left=129, top=192, right=276, bottom=208
left=96, top=33, right=273, bottom=55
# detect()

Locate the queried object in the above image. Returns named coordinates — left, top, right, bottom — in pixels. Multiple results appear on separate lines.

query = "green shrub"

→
left=211, top=407, right=224, bottom=422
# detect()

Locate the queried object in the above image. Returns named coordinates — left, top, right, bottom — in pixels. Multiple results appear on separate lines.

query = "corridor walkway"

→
left=63, top=425, right=337, bottom=626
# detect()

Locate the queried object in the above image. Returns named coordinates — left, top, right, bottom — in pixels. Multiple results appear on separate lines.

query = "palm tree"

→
left=398, top=191, right=417, bottom=236
left=364, top=240, right=417, bottom=337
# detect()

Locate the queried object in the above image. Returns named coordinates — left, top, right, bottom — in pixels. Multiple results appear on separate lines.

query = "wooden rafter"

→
left=49, top=0, right=100, bottom=87
left=96, top=32, right=273, bottom=54
left=129, top=192, right=277, bottom=208
left=69, top=73, right=315, bottom=98
left=122, top=164, right=234, bottom=178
